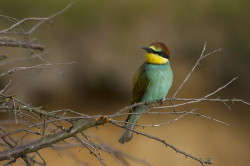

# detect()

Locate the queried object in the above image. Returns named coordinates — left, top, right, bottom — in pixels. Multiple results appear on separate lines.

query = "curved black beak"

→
left=142, top=47, right=153, bottom=53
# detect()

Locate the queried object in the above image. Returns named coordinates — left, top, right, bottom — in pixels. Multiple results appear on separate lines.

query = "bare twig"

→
left=172, top=43, right=223, bottom=98
left=1, top=79, right=12, bottom=93
left=0, top=131, right=33, bottom=166
left=0, top=61, right=77, bottom=78
left=153, top=77, right=238, bottom=109
left=99, top=143, right=153, bottom=166
left=0, top=1, right=75, bottom=35
left=36, top=151, right=47, bottom=166
left=111, top=121, right=213, bottom=166
left=75, top=135, right=106, bottom=166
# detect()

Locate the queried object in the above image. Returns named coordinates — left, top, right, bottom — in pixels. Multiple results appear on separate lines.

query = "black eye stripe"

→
left=144, top=47, right=169, bottom=59
left=146, top=48, right=162, bottom=54
left=154, top=50, right=169, bottom=59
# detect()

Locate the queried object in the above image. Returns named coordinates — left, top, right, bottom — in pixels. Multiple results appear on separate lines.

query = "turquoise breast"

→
left=142, top=62, right=173, bottom=102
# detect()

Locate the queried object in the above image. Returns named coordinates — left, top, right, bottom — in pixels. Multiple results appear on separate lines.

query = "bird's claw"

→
left=158, top=99, right=164, bottom=105
left=154, top=99, right=164, bottom=106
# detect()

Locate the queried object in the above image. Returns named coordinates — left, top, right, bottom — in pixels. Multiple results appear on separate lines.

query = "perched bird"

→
left=119, top=42, right=173, bottom=144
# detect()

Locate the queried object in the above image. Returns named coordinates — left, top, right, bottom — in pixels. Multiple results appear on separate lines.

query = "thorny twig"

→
left=111, top=121, right=213, bottom=166
left=75, top=135, right=106, bottom=166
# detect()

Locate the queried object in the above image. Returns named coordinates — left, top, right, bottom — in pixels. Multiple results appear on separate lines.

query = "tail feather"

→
left=118, top=124, right=135, bottom=144
left=119, top=105, right=147, bottom=143
left=119, top=112, right=139, bottom=144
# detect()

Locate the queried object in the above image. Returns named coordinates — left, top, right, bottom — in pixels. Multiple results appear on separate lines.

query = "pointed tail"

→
left=118, top=123, right=135, bottom=144
left=119, top=105, right=147, bottom=144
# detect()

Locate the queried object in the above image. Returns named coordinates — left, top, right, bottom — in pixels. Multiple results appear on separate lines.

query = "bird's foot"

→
left=154, top=99, right=164, bottom=107
left=158, top=99, right=164, bottom=105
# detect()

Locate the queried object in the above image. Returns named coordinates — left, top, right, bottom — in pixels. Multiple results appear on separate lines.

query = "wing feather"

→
left=131, top=63, right=150, bottom=103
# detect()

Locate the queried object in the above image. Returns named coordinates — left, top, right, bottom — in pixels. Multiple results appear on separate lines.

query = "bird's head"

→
left=142, top=42, right=171, bottom=64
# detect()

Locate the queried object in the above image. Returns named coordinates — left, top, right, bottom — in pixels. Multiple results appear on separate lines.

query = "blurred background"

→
left=0, top=0, right=249, bottom=165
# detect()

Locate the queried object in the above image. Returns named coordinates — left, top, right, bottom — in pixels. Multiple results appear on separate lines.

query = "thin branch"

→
left=98, top=143, right=153, bottom=166
left=172, top=43, right=223, bottom=97
left=27, top=1, right=76, bottom=35
left=115, top=96, right=249, bottom=116
left=75, top=135, right=106, bottom=166
left=112, top=109, right=229, bottom=127
left=0, top=15, right=26, bottom=35
left=154, top=77, right=238, bottom=109
left=50, top=109, right=88, bottom=117
left=0, top=61, right=77, bottom=78
left=112, top=108, right=198, bottom=128
left=36, top=151, right=47, bottom=166
left=1, top=79, right=12, bottom=93
left=111, top=121, right=213, bottom=166
left=0, top=1, right=75, bottom=35
left=0, top=131, right=33, bottom=165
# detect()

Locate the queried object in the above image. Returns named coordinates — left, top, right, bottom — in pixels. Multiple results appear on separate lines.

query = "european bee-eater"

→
left=119, top=42, right=173, bottom=144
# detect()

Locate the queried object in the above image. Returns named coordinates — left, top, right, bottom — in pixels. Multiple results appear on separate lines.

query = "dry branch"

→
left=0, top=61, right=77, bottom=78
left=0, top=37, right=44, bottom=51
left=0, top=117, right=109, bottom=161
left=111, top=121, right=213, bottom=166
left=0, top=1, right=75, bottom=35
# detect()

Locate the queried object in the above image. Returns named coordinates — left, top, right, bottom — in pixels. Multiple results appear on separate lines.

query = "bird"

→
left=119, top=42, right=173, bottom=144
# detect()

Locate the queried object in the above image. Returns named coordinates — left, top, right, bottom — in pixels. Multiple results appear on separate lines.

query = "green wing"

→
left=125, top=62, right=150, bottom=123
left=131, top=63, right=150, bottom=103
